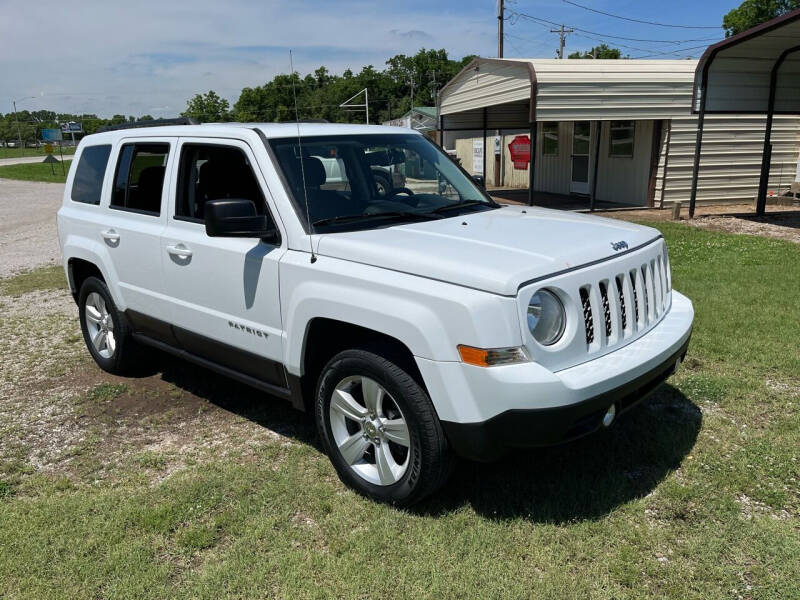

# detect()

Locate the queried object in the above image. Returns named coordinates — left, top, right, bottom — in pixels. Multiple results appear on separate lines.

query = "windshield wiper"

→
left=312, top=211, right=443, bottom=227
left=430, top=199, right=496, bottom=214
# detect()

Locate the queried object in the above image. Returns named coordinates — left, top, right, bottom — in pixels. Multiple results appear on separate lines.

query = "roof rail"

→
left=279, top=118, right=329, bottom=124
left=96, top=117, right=201, bottom=133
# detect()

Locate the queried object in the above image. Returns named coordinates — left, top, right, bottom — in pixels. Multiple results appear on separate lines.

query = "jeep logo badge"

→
left=611, top=240, right=628, bottom=251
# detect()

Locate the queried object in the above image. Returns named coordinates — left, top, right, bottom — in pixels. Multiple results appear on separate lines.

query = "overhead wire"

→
left=507, top=9, right=720, bottom=44
left=560, top=0, right=723, bottom=30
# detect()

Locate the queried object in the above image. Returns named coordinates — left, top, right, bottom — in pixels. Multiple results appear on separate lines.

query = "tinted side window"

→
left=71, top=144, right=111, bottom=205
left=110, top=143, right=170, bottom=215
left=176, top=144, right=265, bottom=221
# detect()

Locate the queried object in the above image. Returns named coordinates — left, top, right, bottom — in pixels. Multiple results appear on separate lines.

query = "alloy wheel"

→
left=84, top=292, right=116, bottom=359
left=329, top=375, right=411, bottom=486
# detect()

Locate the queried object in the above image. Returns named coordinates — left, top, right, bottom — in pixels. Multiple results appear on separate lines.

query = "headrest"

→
left=137, top=165, right=165, bottom=189
left=299, top=156, right=326, bottom=188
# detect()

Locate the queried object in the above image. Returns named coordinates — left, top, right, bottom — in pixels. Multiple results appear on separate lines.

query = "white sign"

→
left=473, top=139, right=484, bottom=175
left=494, top=135, right=501, bottom=155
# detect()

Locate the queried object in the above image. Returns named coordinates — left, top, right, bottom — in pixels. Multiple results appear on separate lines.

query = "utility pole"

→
left=408, top=74, right=415, bottom=111
left=497, top=0, right=504, bottom=58
left=12, top=101, right=22, bottom=147
left=550, top=24, right=573, bottom=59
left=431, top=70, right=441, bottom=142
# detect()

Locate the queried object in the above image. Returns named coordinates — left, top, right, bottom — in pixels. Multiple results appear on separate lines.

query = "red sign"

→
left=508, top=135, right=531, bottom=170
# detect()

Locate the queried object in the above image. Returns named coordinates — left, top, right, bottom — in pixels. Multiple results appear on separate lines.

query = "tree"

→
left=722, top=0, right=800, bottom=36
left=181, top=90, right=232, bottom=122
left=568, top=44, right=624, bottom=59
left=229, top=48, right=475, bottom=125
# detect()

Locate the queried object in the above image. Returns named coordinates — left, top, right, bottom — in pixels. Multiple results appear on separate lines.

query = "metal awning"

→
left=689, top=8, right=800, bottom=216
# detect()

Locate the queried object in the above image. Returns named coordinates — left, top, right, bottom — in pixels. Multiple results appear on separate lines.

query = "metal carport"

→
left=690, top=8, right=800, bottom=217
left=438, top=58, right=697, bottom=208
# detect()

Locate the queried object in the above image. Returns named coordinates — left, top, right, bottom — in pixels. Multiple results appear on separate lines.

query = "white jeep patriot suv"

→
left=57, top=120, right=693, bottom=506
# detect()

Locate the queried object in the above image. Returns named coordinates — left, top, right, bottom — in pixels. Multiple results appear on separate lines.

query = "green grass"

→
left=0, top=160, right=71, bottom=183
left=0, top=146, right=76, bottom=159
left=0, top=265, right=66, bottom=296
left=0, top=224, right=798, bottom=598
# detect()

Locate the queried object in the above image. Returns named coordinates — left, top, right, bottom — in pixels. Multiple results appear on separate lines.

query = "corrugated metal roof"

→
left=440, top=58, right=699, bottom=121
left=693, top=8, right=800, bottom=114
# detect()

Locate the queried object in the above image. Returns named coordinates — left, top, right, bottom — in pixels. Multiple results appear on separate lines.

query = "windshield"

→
left=269, top=133, right=498, bottom=232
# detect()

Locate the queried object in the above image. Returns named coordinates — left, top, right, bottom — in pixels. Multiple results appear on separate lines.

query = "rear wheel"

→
left=315, top=349, right=451, bottom=506
left=78, top=277, right=141, bottom=374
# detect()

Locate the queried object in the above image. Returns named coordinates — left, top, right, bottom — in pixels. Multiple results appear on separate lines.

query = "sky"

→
left=0, top=0, right=741, bottom=118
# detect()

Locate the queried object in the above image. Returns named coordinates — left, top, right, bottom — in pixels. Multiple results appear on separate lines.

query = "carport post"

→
left=688, top=79, right=707, bottom=218
left=528, top=121, right=537, bottom=206
left=590, top=121, right=602, bottom=211
left=482, top=108, right=488, bottom=181
left=757, top=45, right=800, bottom=216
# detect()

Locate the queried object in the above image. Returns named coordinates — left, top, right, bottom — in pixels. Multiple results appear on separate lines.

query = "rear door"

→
left=101, top=137, right=174, bottom=328
left=570, top=121, right=591, bottom=195
left=159, top=137, right=287, bottom=388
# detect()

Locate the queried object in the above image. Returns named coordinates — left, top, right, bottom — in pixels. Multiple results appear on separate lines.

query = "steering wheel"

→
left=388, top=187, right=415, bottom=197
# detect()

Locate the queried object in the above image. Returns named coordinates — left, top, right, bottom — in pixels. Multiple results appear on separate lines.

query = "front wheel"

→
left=315, top=349, right=451, bottom=506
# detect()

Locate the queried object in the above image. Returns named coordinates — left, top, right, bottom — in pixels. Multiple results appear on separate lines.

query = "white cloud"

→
left=0, top=0, right=495, bottom=117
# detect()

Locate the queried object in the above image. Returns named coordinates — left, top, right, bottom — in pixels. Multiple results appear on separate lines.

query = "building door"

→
left=571, top=121, right=591, bottom=194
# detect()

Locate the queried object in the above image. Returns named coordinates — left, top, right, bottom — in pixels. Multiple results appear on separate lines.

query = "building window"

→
left=609, top=121, right=635, bottom=157
left=542, top=122, right=559, bottom=155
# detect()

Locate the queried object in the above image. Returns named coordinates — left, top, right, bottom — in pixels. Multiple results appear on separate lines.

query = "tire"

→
left=373, top=172, right=391, bottom=197
left=78, top=276, right=142, bottom=375
left=315, top=349, right=452, bottom=506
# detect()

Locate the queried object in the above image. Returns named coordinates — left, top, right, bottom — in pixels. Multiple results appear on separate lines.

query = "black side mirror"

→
left=204, top=199, right=278, bottom=243
left=471, top=174, right=485, bottom=188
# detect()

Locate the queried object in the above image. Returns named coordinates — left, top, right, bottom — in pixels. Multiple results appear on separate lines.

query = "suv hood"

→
left=315, top=205, right=661, bottom=296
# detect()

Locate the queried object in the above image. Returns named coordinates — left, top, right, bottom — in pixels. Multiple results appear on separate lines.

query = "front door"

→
left=160, top=137, right=287, bottom=389
left=571, top=121, right=591, bottom=195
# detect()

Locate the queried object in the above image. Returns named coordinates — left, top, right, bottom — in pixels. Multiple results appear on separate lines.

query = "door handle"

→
left=101, top=229, right=120, bottom=243
left=166, top=243, right=193, bottom=258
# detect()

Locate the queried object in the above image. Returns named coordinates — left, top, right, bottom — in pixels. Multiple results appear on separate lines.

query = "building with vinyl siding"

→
left=438, top=58, right=800, bottom=207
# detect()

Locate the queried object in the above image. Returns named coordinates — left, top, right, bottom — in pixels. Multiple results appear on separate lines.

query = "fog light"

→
left=602, top=404, right=616, bottom=427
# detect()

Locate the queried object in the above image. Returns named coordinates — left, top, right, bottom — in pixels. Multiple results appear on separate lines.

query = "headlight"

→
left=527, top=289, right=566, bottom=345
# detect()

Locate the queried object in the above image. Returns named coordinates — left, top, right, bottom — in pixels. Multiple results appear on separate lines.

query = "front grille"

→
left=579, top=247, right=670, bottom=351
left=579, top=287, right=594, bottom=344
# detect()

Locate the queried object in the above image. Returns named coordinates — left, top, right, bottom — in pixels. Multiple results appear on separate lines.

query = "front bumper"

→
left=416, top=291, right=694, bottom=461
left=442, top=333, right=690, bottom=461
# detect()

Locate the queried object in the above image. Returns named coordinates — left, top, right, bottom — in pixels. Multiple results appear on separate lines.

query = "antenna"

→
left=289, top=50, right=316, bottom=264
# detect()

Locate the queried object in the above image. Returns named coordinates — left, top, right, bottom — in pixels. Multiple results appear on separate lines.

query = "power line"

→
left=630, top=44, right=711, bottom=59
left=507, top=9, right=721, bottom=44
left=561, top=0, right=723, bottom=30
left=506, top=29, right=709, bottom=60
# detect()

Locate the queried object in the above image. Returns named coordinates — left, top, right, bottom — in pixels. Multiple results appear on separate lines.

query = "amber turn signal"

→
left=457, top=345, right=529, bottom=367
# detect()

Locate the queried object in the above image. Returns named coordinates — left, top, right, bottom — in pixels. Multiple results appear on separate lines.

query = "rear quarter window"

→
left=71, top=144, right=112, bottom=205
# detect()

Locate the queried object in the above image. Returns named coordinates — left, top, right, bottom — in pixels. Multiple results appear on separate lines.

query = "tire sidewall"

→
left=316, top=352, right=427, bottom=504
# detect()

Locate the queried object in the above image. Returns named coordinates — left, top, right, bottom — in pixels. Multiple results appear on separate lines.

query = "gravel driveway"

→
left=0, top=178, right=65, bottom=277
